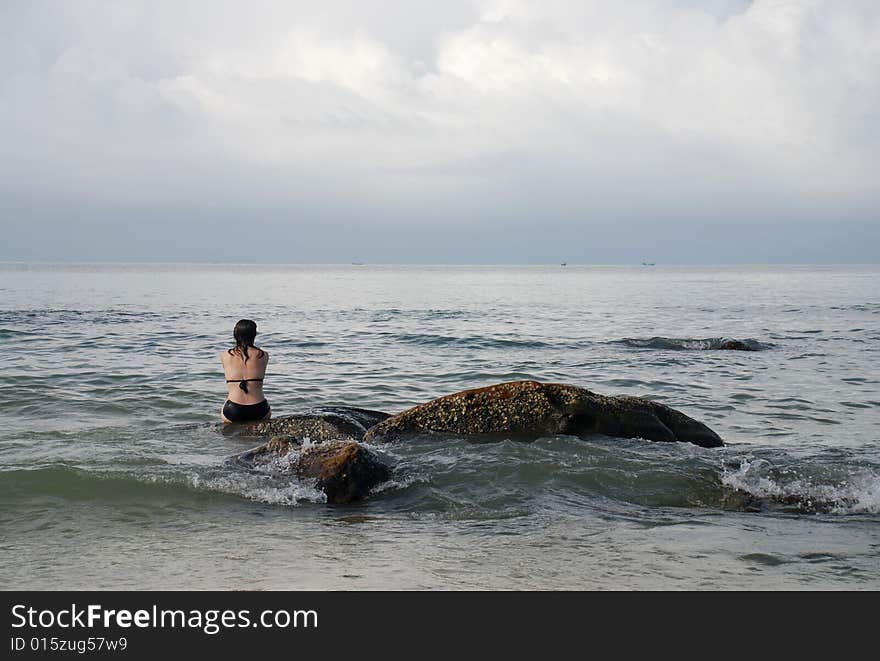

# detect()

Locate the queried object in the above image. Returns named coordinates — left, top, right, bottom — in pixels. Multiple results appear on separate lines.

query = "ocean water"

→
left=0, top=263, right=878, bottom=590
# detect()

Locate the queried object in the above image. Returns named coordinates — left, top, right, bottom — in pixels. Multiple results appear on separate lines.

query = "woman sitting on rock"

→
left=220, top=319, right=271, bottom=423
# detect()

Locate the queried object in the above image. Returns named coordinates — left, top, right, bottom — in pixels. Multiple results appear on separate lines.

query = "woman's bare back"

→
left=221, top=347, right=269, bottom=405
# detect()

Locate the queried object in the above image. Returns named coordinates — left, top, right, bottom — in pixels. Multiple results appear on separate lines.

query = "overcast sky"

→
left=1, top=0, right=878, bottom=263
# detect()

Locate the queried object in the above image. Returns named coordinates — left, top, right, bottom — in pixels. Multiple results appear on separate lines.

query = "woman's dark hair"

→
left=228, top=319, right=265, bottom=363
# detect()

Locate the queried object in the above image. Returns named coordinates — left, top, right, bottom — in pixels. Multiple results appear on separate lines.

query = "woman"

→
left=220, top=319, right=271, bottom=423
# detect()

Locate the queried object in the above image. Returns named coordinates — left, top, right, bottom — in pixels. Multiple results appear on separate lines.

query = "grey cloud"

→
left=1, top=0, right=878, bottom=262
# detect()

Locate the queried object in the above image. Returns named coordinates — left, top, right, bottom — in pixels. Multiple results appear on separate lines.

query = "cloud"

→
left=1, top=0, right=878, bottom=260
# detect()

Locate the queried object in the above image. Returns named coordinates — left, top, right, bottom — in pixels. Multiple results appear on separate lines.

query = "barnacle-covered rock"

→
left=363, top=381, right=722, bottom=448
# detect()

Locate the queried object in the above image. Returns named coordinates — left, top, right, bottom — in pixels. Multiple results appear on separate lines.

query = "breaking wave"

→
left=720, top=456, right=880, bottom=514
left=0, top=463, right=327, bottom=508
left=3, top=438, right=879, bottom=518
left=392, top=332, right=553, bottom=349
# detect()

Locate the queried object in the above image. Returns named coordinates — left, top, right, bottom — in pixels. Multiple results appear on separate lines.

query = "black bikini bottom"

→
left=223, top=399, right=270, bottom=422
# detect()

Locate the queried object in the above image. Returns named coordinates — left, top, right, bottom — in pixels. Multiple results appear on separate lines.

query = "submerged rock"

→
left=363, top=380, right=723, bottom=448
left=724, top=489, right=852, bottom=514
left=619, top=337, right=764, bottom=351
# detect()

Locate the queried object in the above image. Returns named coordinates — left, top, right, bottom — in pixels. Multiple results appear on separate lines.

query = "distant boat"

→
left=560, top=262, right=567, bottom=267
left=351, top=262, right=365, bottom=265
left=642, top=261, right=655, bottom=266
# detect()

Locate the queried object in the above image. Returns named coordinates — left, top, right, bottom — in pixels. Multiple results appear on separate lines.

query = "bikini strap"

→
left=226, top=378, right=263, bottom=394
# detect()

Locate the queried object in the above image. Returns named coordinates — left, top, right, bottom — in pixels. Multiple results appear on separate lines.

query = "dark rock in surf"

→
left=724, top=489, right=850, bottom=515
left=226, top=437, right=391, bottom=504
left=363, top=380, right=723, bottom=448
left=223, top=406, right=392, bottom=503
left=296, top=441, right=391, bottom=504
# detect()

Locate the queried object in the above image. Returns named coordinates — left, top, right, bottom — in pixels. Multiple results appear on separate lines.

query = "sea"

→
left=0, top=263, right=877, bottom=590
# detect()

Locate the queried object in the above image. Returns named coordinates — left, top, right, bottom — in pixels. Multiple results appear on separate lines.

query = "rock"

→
left=717, top=339, right=758, bottom=351
left=725, top=489, right=850, bottom=514
left=620, top=337, right=764, bottom=351
left=619, top=337, right=768, bottom=351
left=225, top=437, right=391, bottom=504
left=296, top=441, right=391, bottom=504
left=363, top=380, right=722, bottom=448
left=232, top=406, right=391, bottom=444
left=224, top=406, right=390, bottom=481
left=225, top=435, right=298, bottom=467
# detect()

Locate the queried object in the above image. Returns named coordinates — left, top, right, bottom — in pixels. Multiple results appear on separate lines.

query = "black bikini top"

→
left=226, top=378, right=263, bottom=394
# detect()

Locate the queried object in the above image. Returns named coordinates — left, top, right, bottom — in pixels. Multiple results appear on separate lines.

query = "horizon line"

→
left=1, top=260, right=878, bottom=268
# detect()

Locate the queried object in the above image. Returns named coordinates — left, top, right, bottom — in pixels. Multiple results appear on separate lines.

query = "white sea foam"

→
left=721, top=457, right=880, bottom=514
left=187, top=471, right=326, bottom=506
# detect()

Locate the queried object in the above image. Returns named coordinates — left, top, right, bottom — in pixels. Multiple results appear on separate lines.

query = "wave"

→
left=371, top=308, right=470, bottom=321
left=0, top=328, right=39, bottom=339
left=721, top=456, right=880, bottom=514
left=392, top=332, right=552, bottom=349
left=829, top=303, right=880, bottom=314
left=0, top=308, right=164, bottom=327
left=0, top=463, right=326, bottom=507
left=367, top=436, right=880, bottom=516
left=616, top=337, right=770, bottom=351
left=5, top=440, right=877, bottom=516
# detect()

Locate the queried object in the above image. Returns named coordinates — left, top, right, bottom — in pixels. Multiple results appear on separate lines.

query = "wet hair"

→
left=228, top=319, right=265, bottom=363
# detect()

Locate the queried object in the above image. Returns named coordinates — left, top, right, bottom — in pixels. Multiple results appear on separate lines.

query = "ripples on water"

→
left=0, top=264, right=878, bottom=589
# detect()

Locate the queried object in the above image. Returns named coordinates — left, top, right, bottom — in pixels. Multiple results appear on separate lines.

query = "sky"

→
left=1, top=0, right=878, bottom=263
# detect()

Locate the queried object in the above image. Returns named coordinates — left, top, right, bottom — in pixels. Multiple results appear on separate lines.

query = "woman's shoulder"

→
left=220, top=346, right=268, bottom=362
